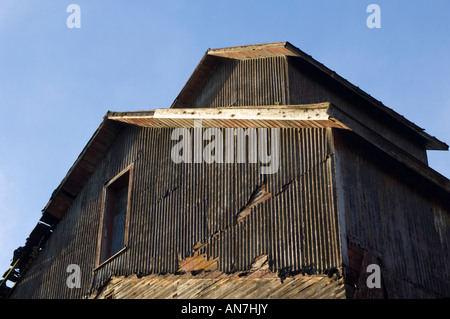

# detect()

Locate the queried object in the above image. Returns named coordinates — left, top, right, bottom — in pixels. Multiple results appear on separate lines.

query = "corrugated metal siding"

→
left=10, top=126, right=342, bottom=298
left=90, top=126, right=342, bottom=291
left=189, top=56, right=289, bottom=108
left=334, top=130, right=450, bottom=298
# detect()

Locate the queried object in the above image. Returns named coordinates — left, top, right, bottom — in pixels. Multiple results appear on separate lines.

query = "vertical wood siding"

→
left=11, top=126, right=342, bottom=298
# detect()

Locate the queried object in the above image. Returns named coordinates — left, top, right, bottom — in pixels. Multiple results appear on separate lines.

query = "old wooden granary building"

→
left=1, top=42, right=449, bottom=299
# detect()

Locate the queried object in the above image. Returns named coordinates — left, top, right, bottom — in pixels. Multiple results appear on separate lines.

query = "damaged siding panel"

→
left=132, top=127, right=339, bottom=274
left=92, top=126, right=342, bottom=291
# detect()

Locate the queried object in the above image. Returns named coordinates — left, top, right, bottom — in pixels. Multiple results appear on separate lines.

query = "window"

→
left=97, top=165, right=132, bottom=266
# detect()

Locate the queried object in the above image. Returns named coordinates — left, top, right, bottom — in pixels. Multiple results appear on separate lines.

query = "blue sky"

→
left=1, top=1, right=449, bottom=284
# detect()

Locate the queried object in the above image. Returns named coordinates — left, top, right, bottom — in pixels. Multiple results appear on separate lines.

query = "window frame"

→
left=95, top=164, right=133, bottom=269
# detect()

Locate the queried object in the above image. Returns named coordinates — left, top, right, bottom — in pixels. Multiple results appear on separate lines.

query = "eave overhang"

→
left=107, top=103, right=348, bottom=130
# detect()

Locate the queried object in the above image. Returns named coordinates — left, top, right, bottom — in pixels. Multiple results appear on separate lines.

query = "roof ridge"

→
left=207, top=41, right=289, bottom=54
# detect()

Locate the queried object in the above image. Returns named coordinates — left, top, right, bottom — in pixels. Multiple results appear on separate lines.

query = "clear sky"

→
left=1, top=1, right=449, bottom=284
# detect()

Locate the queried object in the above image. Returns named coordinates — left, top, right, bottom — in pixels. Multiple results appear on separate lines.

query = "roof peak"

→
left=207, top=41, right=299, bottom=60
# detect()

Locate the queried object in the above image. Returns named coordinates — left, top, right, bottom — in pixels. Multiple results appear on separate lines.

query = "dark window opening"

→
left=98, top=168, right=131, bottom=265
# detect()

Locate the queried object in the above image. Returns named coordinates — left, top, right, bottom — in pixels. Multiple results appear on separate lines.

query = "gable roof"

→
left=171, top=41, right=447, bottom=151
